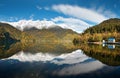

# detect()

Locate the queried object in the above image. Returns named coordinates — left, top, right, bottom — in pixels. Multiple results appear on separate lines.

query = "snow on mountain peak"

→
left=1, top=18, right=89, bottom=33
left=6, top=20, right=57, bottom=31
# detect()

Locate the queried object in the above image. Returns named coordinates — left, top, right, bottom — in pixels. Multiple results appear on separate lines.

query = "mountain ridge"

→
left=0, top=22, right=79, bottom=44
left=84, top=18, right=120, bottom=34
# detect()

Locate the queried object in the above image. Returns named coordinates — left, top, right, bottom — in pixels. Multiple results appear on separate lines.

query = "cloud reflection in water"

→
left=1, top=49, right=105, bottom=75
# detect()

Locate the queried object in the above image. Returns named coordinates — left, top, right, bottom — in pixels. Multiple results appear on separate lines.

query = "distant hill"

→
left=84, top=18, right=120, bottom=34
left=0, top=22, right=79, bottom=44
left=22, top=25, right=79, bottom=44
left=0, top=23, right=21, bottom=40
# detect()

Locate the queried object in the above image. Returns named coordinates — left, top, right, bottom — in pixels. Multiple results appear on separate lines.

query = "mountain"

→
left=22, top=25, right=79, bottom=44
left=5, top=20, right=83, bottom=33
left=84, top=18, right=120, bottom=34
left=0, top=23, right=21, bottom=40
left=0, top=22, right=79, bottom=45
left=0, top=22, right=80, bottom=58
left=7, top=20, right=61, bottom=31
left=71, top=18, right=120, bottom=43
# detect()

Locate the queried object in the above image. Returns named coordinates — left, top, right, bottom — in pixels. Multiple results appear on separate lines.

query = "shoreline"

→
left=88, top=42, right=120, bottom=45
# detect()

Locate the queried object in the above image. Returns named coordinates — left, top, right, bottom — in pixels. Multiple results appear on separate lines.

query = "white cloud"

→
left=53, top=60, right=104, bottom=75
left=95, top=6, right=117, bottom=18
left=3, top=50, right=90, bottom=65
left=52, top=16, right=90, bottom=33
left=2, top=49, right=105, bottom=75
left=2, top=17, right=89, bottom=33
left=36, top=5, right=50, bottom=11
left=6, top=19, right=56, bottom=31
left=36, top=5, right=42, bottom=10
left=103, top=10, right=117, bottom=18
left=29, top=14, right=34, bottom=20
left=8, top=17, right=18, bottom=21
left=44, top=7, right=50, bottom=10
left=52, top=4, right=109, bottom=23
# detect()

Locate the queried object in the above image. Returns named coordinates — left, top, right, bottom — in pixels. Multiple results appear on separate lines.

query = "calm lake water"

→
left=0, top=42, right=120, bottom=78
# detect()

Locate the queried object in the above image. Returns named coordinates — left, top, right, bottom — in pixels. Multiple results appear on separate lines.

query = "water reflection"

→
left=1, top=42, right=120, bottom=66
left=107, top=44, right=115, bottom=49
left=0, top=42, right=120, bottom=78
left=0, top=42, right=78, bottom=59
left=0, top=49, right=106, bottom=78
left=53, top=59, right=104, bottom=75
left=102, top=44, right=116, bottom=49
left=77, top=44, right=120, bottom=66
left=3, top=50, right=89, bottom=64
left=0, top=42, right=21, bottom=59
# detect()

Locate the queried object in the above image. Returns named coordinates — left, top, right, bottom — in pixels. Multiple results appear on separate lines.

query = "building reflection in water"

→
left=102, top=44, right=115, bottom=49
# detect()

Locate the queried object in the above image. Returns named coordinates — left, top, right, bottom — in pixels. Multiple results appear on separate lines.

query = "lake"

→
left=0, top=42, right=120, bottom=78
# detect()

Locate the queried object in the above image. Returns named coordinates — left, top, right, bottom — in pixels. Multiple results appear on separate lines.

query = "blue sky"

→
left=0, top=0, right=120, bottom=32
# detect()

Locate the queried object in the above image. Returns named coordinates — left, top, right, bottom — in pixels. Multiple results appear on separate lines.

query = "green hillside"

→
left=84, top=18, right=120, bottom=34
left=72, top=18, right=120, bottom=43
left=0, top=22, right=79, bottom=45
left=0, top=22, right=80, bottom=57
left=22, top=26, right=79, bottom=44
left=0, top=23, right=21, bottom=40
